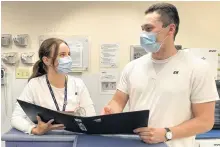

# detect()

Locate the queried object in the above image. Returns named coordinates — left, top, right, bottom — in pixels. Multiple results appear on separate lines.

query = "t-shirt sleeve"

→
left=190, top=60, right=219, bottom=103
left=117, top=62, right=134, bottom=95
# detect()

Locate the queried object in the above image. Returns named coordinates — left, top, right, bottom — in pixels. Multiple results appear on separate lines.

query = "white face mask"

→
left=57, top=56, right=73, bottom=74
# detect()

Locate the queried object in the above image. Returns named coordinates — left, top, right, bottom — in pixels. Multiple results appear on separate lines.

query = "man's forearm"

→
left=108, top=99, right=124, bottom=113
left=170, top=117, right=214, bottom=140
left=107, top=90, right=129, bottom=113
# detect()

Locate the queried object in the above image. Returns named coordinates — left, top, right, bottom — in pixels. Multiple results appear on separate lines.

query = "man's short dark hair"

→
left=145, top=3, right=180, bottom=40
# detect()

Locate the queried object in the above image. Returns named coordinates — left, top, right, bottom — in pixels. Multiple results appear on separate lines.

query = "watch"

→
left=165, top=128, right=173, bottom=141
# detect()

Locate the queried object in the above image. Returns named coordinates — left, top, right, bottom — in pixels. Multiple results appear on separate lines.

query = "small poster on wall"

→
left=99, top=70, right=119, bottom=94
left=65, top=38, right=83, bottom=68
left=100, top=44, right=119, bottom=68
left=38, top=35, right=89, bottom=72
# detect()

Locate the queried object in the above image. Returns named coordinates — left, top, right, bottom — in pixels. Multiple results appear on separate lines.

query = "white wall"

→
left=1, top=1, right=220, bottom=137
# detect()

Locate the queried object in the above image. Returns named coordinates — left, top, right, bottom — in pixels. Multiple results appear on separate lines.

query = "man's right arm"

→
left=103, top=90, right=129, bottom=114
left=102, top=62, right=133, bottom=115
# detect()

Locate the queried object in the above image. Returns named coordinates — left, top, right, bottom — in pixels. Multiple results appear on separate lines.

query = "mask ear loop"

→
left=157, top=25, right=171, bottom=49
left=156, top=24, right=170, bottom=36
left=157, top=35, right=169, bottom=52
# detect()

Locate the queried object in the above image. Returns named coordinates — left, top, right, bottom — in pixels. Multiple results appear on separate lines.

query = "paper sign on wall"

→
left=100, top=44, right=119, bottom=68
left=65, top=39, right=83, bottom=68
left=99, top=71, right=119, bottom=94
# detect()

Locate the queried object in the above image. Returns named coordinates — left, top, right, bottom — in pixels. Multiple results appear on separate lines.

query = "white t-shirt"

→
left=152, top=53, right=178, bottom=74
left=11, top=75, right=96, bottom=134
left=117, top=50, right=219, bottom=147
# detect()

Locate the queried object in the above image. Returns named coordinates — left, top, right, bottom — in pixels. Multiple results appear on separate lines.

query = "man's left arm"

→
left=170, top=101, right=215, bottom=140
left=172, top=61, right=219, bottom=139
left=134, top=61, right=219, bottom=144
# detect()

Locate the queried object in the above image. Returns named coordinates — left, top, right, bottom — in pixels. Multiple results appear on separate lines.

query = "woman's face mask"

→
left=56, top=56, right=73, bottom=74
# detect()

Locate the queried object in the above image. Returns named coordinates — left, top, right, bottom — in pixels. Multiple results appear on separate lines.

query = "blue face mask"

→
left=140, top=32, right=161, bottom=53
left=140, top=29, right=168, bottom=53
left=57, top=56, right=73, bottom=74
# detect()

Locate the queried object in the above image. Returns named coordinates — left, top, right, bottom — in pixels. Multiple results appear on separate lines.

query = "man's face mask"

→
left=57, top=56, right=73, bottom=74
left=140, top=26, right=169, bottom=53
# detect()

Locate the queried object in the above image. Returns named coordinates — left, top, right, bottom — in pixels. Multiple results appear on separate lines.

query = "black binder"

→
left=17, top=99, right=149, bottom=134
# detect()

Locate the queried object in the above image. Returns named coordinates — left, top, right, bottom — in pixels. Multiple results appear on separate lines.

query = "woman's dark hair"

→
left=28, top=38, right=68, bottom=82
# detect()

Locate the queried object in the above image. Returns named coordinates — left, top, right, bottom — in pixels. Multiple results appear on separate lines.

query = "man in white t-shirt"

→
left=101, top=3, right=219, bottom=147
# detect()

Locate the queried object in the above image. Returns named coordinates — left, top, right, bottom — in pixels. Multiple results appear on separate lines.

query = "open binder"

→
left=18, top=99, right=149, bottom=134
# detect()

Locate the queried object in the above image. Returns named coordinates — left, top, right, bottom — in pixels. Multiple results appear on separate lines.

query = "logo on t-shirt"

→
left=201, top=57, right=206, bottom=60
left=173, top=71, right=179, bottom=74
left=209, top=50, right=217, bottom=52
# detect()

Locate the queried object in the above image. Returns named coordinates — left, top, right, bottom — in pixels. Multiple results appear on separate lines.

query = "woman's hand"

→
left=31, top=116, right=65, bottom=135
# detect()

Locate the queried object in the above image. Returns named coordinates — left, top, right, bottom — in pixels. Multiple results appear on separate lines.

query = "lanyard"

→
left=46, top=75, right=67, bottom=111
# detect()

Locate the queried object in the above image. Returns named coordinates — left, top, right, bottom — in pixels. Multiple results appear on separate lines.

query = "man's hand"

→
left=101, top=105, right=114, bottom=115
left=31, top=116, right=65, bottom=135
left=134, top=127, right=167, bottom=144
left=101, top=90, right=129, bottom=115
